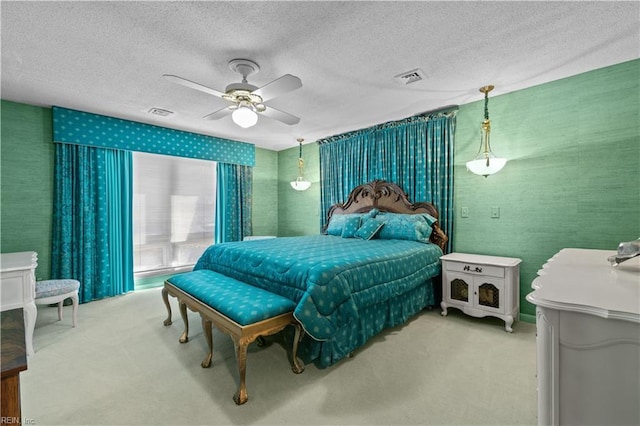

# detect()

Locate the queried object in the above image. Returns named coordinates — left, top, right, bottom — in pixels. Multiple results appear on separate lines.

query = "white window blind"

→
left=133, top=152, right=216, bottom=276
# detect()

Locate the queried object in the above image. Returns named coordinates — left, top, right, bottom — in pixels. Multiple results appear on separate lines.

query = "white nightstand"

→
left=440, top=252, right=521, bottom=332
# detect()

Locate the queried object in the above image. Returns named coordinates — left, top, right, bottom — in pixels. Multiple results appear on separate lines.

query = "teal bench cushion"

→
left=167, top=270, right=296, bottom=326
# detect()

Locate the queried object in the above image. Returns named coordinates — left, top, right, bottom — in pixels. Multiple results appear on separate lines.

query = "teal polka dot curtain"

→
left=318, top=112, right=455, bottom=252
left=51, top=144, right=134, bottom=302
left=215, top=163, right=253, bottom=243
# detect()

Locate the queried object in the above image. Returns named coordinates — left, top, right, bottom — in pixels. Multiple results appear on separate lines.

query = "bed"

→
left=194, top=180, right=448, bottom=368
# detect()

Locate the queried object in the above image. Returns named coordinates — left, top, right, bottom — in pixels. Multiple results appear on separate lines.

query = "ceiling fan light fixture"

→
left=231, top=105, right=258, bottom=128
left=164, top=58, right=302, bottom=127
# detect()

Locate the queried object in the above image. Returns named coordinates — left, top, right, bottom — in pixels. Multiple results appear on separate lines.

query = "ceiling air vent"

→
left=148, top=107, right=174, bottom=117
left=393, top=68, right=427, bottom=85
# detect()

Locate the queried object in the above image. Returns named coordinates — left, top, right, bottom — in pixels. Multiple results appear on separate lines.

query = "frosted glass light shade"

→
left=290, top=177, right=312, bottom=191
left=466, top=156, right=507, bottom=177
left=232, top=106, right=258, bottom=128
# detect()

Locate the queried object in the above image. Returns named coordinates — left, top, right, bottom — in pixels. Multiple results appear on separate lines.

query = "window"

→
left=133, top=152, right=216, bottom=276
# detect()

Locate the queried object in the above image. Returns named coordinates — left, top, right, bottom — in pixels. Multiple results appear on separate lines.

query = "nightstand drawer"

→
left=444, top=261, right=505, bottom=278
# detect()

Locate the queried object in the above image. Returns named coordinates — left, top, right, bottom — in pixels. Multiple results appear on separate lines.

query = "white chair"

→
left=35, top=279, right=80, bottom=327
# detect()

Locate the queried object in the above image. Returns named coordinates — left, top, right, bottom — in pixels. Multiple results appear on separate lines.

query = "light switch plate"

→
left=491, top=207, right=500, bottom=218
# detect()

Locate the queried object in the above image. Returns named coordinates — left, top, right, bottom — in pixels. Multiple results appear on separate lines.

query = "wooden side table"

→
left=1, top=308, right=28, bottom=422
left=440, top=252, right=521, bottom=332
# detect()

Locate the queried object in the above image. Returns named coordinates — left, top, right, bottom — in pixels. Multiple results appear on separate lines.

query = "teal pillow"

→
left=377, top=213, right=434, bottom=243
left=326, top=214, right=357, bottom=236
left=424, top=214, right=437, bottom=227
left=341, top=216, right=361, bottom=238
left=355, top=218, right=385, bottom=240
left=325, top=209, right=379, bottom=236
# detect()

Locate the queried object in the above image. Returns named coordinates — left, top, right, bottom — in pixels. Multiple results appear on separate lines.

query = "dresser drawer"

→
left=444, top=261, right=505, bottom=278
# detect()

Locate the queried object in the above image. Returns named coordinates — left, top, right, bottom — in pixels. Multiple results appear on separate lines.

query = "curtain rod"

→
left=318, top=106, right=458, bottom=145
left=413, top=104, right=459, bottom=117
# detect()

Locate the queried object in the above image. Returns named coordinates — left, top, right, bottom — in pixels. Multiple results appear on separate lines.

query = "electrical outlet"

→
left=461, top=207, right=469, bottom=218
left=491, top=207, right=500, bottom=219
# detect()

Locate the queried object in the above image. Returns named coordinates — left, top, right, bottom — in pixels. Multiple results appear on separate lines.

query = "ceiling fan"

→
left=164, top=59, right=302, bottom=128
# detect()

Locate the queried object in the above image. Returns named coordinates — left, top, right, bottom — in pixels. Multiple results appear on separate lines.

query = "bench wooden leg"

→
left=163, top=282, right=304, bottom=405
left=179, top=301, right=189, bottom=343
left=290, top=323, right=305, bottom=374
left=162, top=287, right=172, bottom=326
left=232, top=338, right=250, bottom=405
left=71, top=292, right=79, bottom=328
left=201, top=317, right=213, bottom=368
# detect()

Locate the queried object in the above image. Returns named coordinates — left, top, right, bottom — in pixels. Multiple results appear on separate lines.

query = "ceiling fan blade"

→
left=252, top=74, right=302, bottom=101
left=260, top=105, right=300, bottom=125
left=202, top=106, right=232, bottom=120
left=163, top=74, right=225, bottom=98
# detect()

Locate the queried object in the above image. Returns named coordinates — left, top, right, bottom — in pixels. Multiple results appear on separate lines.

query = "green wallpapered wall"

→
left=252, top=147, right=279, bottom=236
left=277, top=142, right=321, bottom=236
left=1, top=101, right=55, bottom=280
left=453, top=59, right=639, bottom=319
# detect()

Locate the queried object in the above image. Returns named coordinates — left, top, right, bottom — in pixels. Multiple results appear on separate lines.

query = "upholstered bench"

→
left=35, top=279, right=80, bottom=327
left=161, top=269, right=305, bottom=405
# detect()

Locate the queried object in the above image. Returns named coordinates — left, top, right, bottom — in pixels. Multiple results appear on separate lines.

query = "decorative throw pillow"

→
left=355, top=218, right=385, bottom=240
left=341, top=216, right=361, bottom=238
left=326, top=214, right=356, bottom=236
left=324, top=209, right=379, bottom=236
left=377, top=213, right=434, bottom=243
left=424, top=214, right=437, bottom=227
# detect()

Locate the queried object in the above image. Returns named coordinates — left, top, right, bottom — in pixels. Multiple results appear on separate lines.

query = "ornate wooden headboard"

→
left=325, top=180, right=448, bottom=251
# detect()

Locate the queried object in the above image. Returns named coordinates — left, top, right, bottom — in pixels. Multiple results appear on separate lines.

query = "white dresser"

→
left=526, top=248, right=640, bottom=426
left=0, top=251, right=38, bottom=356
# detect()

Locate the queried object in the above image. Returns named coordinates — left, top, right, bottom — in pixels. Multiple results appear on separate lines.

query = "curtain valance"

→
left=317, top=109, right=457, bottom=146
left=52, top=106, right=255, bottom=166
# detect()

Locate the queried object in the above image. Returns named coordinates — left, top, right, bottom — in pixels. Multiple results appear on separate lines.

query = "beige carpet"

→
left=21, top=287, right=537, bottom=425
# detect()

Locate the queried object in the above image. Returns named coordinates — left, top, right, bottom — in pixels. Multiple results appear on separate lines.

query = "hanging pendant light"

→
left=466, top=85, right=507, bottom=177
left=290, top=138, right=311, bottom=191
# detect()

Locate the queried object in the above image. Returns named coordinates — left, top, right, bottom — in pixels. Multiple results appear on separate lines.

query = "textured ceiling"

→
left=2, top=1, right=639, bottom=151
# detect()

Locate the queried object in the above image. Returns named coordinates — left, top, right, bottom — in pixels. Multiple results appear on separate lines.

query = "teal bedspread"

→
left=194, top=235, right=442, bottom=355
